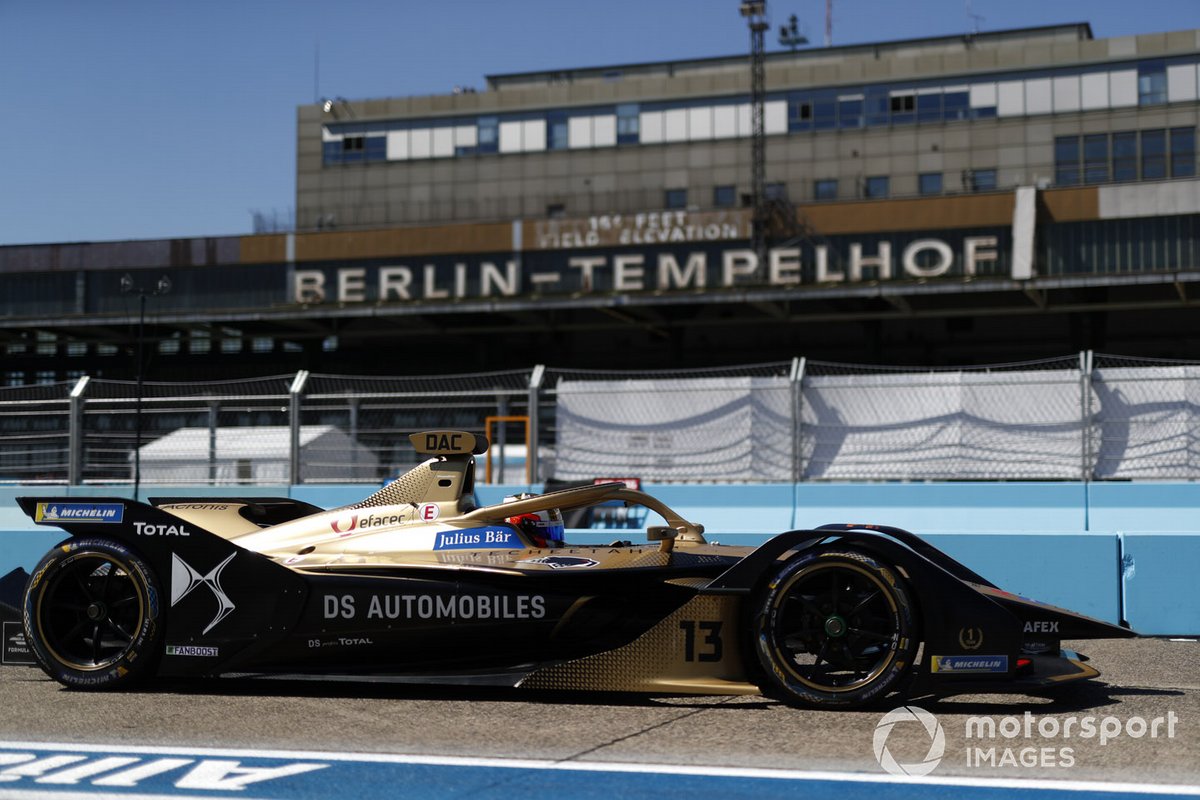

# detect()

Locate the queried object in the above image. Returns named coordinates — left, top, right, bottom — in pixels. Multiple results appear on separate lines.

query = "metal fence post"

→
left=528, top=365, right=545, bottom=484
left=790, top=357, right=806, bottom=483
left=207, top=399, right=219, bottom=485
left=289, top=370, right=310, bottom=485
left=348, top=396, right=360, bottom=479
left=1080, top=350, right=1094, bottom=481
left=68, top=375, right=90, bottom=486
left=496, top=394, right=510, bottom=483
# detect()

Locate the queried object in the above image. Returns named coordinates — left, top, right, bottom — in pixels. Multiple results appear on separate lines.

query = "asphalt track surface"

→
left=0, top=637, right=1198, bottom=796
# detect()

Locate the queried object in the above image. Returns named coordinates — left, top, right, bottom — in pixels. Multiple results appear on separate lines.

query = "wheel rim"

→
left=769, top=561, right=902, bottom=693
left=37, top=553, right=146, bottom=671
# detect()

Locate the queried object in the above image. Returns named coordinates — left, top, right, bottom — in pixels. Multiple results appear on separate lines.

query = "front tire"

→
left=752, top=548, right=918, bottom=709
left=24, top=539, right=162, bottom=689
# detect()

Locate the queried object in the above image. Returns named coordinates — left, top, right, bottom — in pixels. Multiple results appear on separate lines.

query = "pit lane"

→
left=0, top=638, right=1197, bottom=798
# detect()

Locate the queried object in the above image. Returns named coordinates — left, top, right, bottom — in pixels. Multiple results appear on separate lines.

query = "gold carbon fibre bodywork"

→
left=519, top=593, right=758, bottom=695
left=157, top=460, right=713, bottom=567
left=349, top=461, right=438, bottom=509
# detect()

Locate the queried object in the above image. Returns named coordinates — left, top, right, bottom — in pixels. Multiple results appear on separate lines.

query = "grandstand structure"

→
left=2, top=23, right=1200, bottom=384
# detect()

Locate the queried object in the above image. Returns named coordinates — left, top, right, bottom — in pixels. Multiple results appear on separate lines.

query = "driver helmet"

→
left=505, top=507, right=565, bottom=549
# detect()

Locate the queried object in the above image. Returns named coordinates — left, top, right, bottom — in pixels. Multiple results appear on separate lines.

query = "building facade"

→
left=299, top=24, right=1200, bottom=227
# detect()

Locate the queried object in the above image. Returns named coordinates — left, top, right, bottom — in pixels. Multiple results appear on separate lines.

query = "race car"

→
left=5, top=430, right=1134, bottom=708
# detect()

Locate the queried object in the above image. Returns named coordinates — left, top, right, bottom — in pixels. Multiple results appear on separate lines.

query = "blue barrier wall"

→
left=1088, top=483, right=1200, bottom=635
left=793, top=483, right=1089, bottom=532
left=1088, top=483, right=1200, bottom=531
left=291, top=485, right=374, bottom=509
left=4, top=482, right=1198, bottom=634
left=1120, top=533, right=1200, bottom=635
left=921, top=532, right=1120, bottom=623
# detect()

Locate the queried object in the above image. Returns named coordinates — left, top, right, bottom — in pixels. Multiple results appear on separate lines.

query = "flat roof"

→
left=485, top=23, right=1094, bottom=88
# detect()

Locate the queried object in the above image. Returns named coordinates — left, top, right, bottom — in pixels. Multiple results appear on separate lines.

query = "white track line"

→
left=0, top=740, right=1198, bottom=796
left=0, top=793, right=271, bottom=800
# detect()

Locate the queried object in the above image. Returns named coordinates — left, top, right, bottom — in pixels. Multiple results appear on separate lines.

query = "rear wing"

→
left=16, top=496, right=308, bottom=674
left=149, top=497, right=324, bottom=527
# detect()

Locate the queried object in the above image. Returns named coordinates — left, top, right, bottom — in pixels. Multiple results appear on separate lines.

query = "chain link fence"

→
left=2, top=354, right=1200, bottom=485
left=0, top=381, right=74, bottom=482
left=300, top=370, right=533, bottom=482
left=80, top=376, right=293, bottom=484
left=1092, top=353, right=1200, bottom=479
left=801, top=356, right=1088, bottom=481
left=543, top=363, right=795, bottom=482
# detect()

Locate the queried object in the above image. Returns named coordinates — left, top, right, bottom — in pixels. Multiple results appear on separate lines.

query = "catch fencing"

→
left=0, top=353, right=1197, bottom=484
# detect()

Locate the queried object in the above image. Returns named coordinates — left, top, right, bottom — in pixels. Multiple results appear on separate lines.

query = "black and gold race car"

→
left=5, top=430, right=1134, bottom=708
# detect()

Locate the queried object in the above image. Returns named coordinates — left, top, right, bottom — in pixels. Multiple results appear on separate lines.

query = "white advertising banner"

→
left=555, top=377, right=792, bottom=481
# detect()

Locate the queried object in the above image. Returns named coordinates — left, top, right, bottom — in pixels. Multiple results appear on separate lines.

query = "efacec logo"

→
left=873, top=706, right=1180, bottom=774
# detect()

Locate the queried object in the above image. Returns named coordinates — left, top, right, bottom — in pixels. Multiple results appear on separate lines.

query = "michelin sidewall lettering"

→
left=23, top=538, right=163, bottom=688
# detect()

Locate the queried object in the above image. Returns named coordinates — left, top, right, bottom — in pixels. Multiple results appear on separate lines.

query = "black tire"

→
left=751, top=548, right=919, bottom=709
left=23, top=538, right=162, bottom=689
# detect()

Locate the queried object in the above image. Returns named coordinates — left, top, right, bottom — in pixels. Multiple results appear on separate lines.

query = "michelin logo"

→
left=35, top=503, right=123, bottom=524
left=931, top=655, right=1009, bottom=673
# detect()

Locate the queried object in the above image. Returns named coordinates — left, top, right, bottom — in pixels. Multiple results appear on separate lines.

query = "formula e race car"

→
left=4, top=430, right=1135, bottom=708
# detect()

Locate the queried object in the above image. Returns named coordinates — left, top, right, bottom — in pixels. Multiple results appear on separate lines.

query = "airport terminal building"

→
left=3, top=22, right=1200, bottom=383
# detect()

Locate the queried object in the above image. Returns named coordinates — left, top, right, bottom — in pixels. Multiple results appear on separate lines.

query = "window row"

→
left=1054, top=127, right=1196, bottom=186
left=651, top=169, right=999, bottom=211
left=3, top=335, right=289, bottom=362
left=4, top=371, right=66, bottom=387
left=323, top=58, right=1200, bottom=165
left=1041, top=214, right=1200, bottom=276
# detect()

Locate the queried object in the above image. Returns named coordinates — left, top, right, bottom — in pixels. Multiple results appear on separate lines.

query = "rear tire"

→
left=752, top=548, right=918, bottom=709
left=24, top=539, right=162, bottom=689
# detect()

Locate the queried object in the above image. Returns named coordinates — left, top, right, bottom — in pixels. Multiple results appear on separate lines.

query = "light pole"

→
left=120, top=273, right=171, bottom=501
left=778, top=14, right=808, bottom=50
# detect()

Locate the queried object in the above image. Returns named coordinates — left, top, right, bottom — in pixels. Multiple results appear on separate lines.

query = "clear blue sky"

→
left=0, top=1, right=1195, bottom=246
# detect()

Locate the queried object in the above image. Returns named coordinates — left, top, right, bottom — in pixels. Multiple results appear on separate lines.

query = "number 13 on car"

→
left=679, top=619, right=723, bottom=662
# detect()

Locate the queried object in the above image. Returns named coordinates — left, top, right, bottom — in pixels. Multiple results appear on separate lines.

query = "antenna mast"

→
left=740, top=0, right=769, bottom=272
left=965, top=0, right=983, bottom=34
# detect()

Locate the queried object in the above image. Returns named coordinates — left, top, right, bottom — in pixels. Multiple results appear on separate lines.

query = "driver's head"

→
left=506, top=508, right=565, bottom=549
